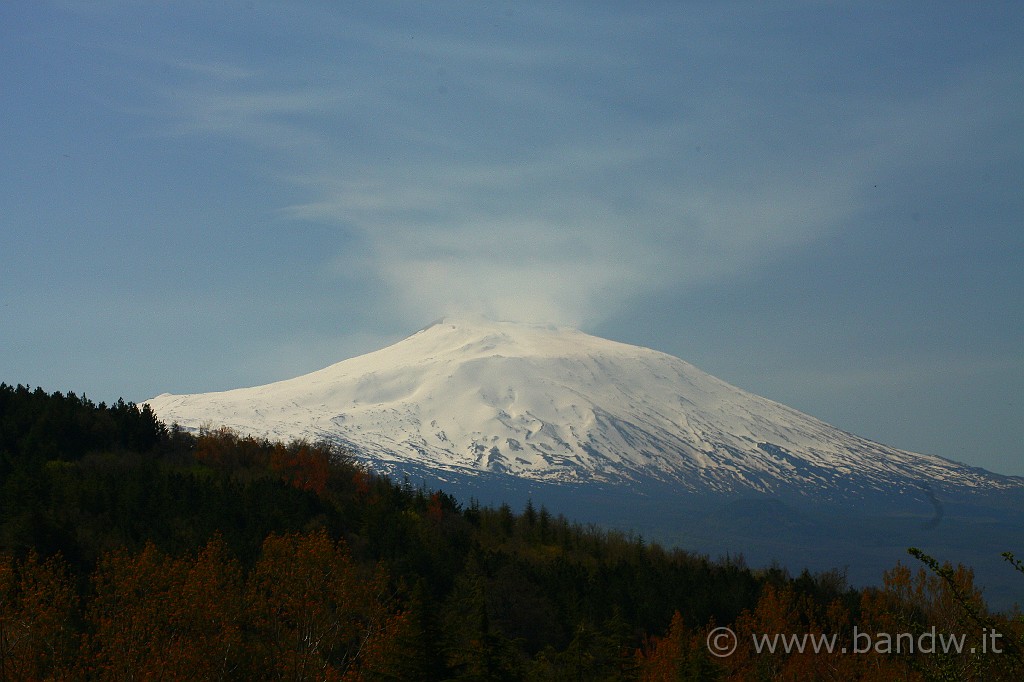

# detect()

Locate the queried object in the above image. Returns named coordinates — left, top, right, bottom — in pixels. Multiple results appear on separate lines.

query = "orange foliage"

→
left=351, top=469, right=371, bottom=496
left=270, top=442, right=330, bottom=496
left=426, top=492, right=445, bottom=524
left=245, top=529, right=406, bottom=681
left=711, top=582, right=923, bottom=681
left=636, top=611, right=696, bottom=681
left=631, top=557, right=1024, bottom=682
left=0, top=551, right=77, bottom=680
left=195, top=426, right=270, bottom=472
left=76, top=530, right=407, bottom=680
left=81, top=537, right=244, bottom=680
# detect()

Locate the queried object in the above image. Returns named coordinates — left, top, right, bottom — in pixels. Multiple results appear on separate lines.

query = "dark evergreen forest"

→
left=1, top=383, right=1021, bottom=680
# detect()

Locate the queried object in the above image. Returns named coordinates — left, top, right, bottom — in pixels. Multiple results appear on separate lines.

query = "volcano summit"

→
left=144, top=317, right=1016, bottom=502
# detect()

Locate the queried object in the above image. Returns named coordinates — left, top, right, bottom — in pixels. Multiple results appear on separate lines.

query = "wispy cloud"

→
left=135, top=4, right=1019, bottom=334
left=6, top=1, right=1018, bottom=474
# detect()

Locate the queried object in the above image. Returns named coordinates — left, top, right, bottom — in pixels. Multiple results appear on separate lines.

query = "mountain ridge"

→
left=144, top=317, right=1020, bottom=500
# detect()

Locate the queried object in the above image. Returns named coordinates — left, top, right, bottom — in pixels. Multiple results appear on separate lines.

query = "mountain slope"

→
left=144, top=318, right=1017, bottom=499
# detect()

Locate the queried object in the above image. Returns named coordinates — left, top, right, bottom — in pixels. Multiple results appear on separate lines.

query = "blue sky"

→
left=2, top=2, right=1021, bottom=475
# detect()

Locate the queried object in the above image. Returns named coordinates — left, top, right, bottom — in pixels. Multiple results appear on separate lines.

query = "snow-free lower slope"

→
left=144, top=318, right=1015, bottom=497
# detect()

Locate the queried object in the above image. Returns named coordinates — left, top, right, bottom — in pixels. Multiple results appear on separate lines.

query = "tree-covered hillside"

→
left=1, top=383, right=1021, bottom=680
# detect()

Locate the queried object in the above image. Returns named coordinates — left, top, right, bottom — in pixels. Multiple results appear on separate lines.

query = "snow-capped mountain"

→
left=143, top=317, right=1017, bottom=499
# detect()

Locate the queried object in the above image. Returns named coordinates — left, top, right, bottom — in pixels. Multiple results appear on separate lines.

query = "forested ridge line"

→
left=1, top=383, right=1021, bottom=680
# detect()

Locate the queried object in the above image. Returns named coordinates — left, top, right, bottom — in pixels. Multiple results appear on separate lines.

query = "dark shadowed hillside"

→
left=2, top=383, right=1023, bottom=680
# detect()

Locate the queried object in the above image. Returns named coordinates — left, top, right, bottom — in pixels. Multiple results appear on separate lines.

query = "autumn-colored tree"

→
left=195, top=426, right=274, bottom=476
left=81, top=537, right=245, bottom=680
left=244, top=529, right=406, bottom=681
left=195, top=425, right=242, bottom=468
left=425, top=492, right=446, bottom=525
left=270, top=442, right=330, bottom=496
left=724, top=583, right=805, bottom=681
left=170, top=536, right=246, bottom=678
left=0, top=551, right=77, bottom=681
left=636, top=611, right=718, bottom=681
left=83, top=542, right=182, bottom=678
left=350, top=469, right=371, bottom=497
left=857, top=551, right=1024, bottom=681
left=718, top=581, right=896, bottom=681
